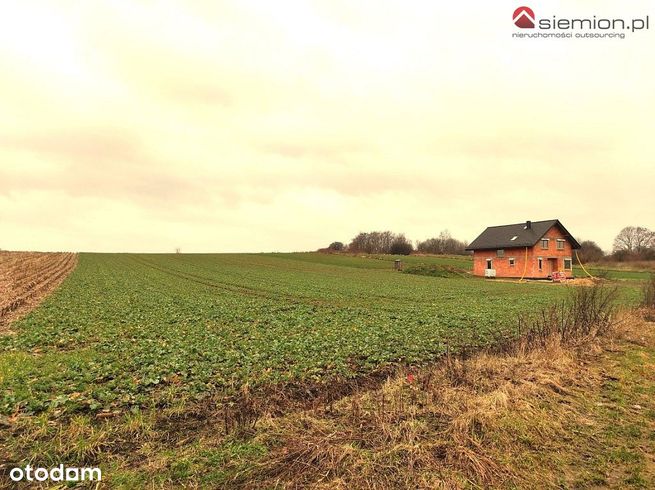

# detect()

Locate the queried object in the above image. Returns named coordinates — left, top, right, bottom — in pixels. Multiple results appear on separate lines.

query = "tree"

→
left=327, top=241, right=344, bottom=252
left=416, top=229, right=468, bottom=255
left=389, top=234, right=413, bottom=255
left=349, top=231, right=393, bottom=254
left=348, top=232, right=375, bottom=253
left=577, top=240, right=604, bottom=263
left=348, top=231, right=413, bottom=254
left=416, top=238, right=439, bottom=254
left=613, top=226, right=655, bottom=257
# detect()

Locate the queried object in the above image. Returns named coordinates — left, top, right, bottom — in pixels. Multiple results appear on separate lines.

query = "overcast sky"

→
left=1, top=1, right=653, bottom=253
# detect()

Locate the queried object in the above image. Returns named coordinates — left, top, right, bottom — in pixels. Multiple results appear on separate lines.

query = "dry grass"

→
left=227, top=308, right=654, bottom=489
left=0, top=251, right=77, bottom=330
left=238, top=338, right=586, bottom=488
left=592, top=260, right=655, bottom=272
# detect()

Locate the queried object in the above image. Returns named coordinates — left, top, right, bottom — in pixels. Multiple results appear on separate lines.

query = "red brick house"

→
left=466, top=220, right=581, bottom=279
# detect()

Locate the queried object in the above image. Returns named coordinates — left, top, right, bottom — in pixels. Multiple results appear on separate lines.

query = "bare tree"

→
left=347, top=229, right=468, bottom=255
left=613, top=226, right=655, bottom=254
left=416, top=229, right=468, bottom=255
left=377, top=231, right=395, bottom=253
left=348, top=231, right=411, bottom=254
left=348, top=232, right=375, bottom=253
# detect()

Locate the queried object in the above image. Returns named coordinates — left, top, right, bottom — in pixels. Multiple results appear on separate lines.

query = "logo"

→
left=9, top=465, right=101, bottom=483
left=511, top=5, right=650, bottom=39
left=513, top=6, right=535, bottom=28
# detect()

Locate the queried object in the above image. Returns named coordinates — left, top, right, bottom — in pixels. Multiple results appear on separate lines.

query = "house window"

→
left=541, top=239, right=549, bottom=249
left=557, top=239, right=565, bottom=250
left=564, top=258, right=572, bottom=270
left=538, top=257, right=543, bottom=270
left=486, top=259, right=493, bottom=270
left=497, top=249, right=505, bottom=257
left=509, top=257, right=516, bottom=267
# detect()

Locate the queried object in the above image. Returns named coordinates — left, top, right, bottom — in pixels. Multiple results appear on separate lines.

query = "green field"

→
left=0, top=253, right=642, bottom=417
left=573, top=264, right=654, bottom=281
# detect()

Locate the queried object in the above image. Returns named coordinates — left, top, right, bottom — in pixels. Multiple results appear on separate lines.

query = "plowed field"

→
left=0, top=251, right=77, bottom=329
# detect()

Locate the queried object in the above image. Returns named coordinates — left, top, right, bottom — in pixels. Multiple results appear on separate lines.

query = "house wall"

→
left=472, top=225, right=575, bottom=279
left=473, top=247, right=531, bottom=277
left=531, top=226, right=575, bottom=278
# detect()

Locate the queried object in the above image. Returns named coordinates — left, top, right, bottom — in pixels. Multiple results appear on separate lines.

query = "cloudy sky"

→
left=1, top=1, right=653, bottom=253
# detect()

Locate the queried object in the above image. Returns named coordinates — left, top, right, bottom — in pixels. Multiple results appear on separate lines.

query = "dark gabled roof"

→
left=466, top=219, right=581, bottom=251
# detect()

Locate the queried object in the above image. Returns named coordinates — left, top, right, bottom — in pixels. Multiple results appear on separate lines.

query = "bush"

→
left=327, top=242, right=344, bottom=252
left=517, top=283, right=618, bottom=348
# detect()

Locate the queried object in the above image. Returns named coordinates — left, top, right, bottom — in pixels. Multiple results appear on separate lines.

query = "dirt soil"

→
left=0, top=251, right=77, bottom=331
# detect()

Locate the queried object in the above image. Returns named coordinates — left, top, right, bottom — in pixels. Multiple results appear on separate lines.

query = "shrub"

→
left=327, top=242, right=345, bottom=252
left=517, top=283, right=618, bottom=348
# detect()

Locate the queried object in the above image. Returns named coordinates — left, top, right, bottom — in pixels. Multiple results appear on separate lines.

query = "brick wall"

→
left=472, top=225, right=575, bottom=279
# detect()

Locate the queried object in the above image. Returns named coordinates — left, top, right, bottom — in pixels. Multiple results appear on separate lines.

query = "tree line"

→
left=579, top=225, right=655, bottom=263
left=325, top=225, right=655, bottom=261
left=324, top=230, right=468, bottom=256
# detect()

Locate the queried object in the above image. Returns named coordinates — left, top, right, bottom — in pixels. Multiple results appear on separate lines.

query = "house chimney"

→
left=526, top=220, right=532, bottom=229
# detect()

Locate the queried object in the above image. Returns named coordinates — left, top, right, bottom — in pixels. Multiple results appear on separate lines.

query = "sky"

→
left=1, top=0, right=653, bottom=253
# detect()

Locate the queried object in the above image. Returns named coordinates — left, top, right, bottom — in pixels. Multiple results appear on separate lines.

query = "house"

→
left=466, top=219, right=581, bottom=279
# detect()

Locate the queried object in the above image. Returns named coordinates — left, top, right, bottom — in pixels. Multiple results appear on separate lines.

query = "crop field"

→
left=0, top=252, right=642, bottom=419
left=0, top=251, right=77, bottom=328
left=0, top=251, right=650, bottom=488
